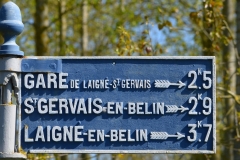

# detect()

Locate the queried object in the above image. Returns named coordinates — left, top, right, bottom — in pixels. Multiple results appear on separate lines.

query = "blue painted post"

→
left=0, top=1, right=26, bottom=160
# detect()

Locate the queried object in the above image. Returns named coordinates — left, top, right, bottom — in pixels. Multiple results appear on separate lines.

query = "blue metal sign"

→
left=20, top=56, right=216, bottom=154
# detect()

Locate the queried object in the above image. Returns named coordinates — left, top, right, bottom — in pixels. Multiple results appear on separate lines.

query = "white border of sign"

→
left=18, top=56, right=216, bottom=154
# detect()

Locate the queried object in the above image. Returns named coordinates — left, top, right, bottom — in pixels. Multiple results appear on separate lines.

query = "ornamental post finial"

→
left=0, top=1, right=24, bottom=56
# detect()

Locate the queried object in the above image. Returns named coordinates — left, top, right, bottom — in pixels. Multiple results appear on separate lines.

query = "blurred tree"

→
left=14, top=0, right=202, bottom=56
left=57, top=4, right=68, bottom=160
left=0, top=0, right=8, bottom=8
left=81, top=0, right=88, bottom=56
left=222, top=1, right=236, bottom=160
left=34, top=0, right=49, bottom=56
left=58, top=0, right=67, bottom=56
left=7, top=0, right=240, bottom=159
left=235, top=0, right=240, bottom=158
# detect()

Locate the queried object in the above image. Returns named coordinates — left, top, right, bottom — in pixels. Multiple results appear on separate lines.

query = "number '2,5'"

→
left=188, top=70, right=212, bottom=89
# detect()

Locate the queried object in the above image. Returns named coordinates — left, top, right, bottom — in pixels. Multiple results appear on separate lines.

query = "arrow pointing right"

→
left=165, top=105, right=189, bottom=113
left=150, top=132, right=185, bottom=140
left=168, top=132, right=185, bottom=139
left=178, top=105, right=189, bottom=113
left=154, top=80, right=186, bottom=89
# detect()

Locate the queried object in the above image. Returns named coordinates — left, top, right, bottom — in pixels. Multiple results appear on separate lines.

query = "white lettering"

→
left=74, top=126, right=84, bottom=142
left=59, top=73, right=68, bottom=89
left=24, top=98, right=34, bottom=114
left=140, top=129, right=148, bottom=141
left=97, top=130, right=104, bottom=142
left=63, top=126, right=73, bottom=142
left=36, top=74, right=46, bottom=88
left=145, top=103, right=152, bottom=114
left=69, top=98, right=78, bottom=114
left=59, top=99, right=69, bottom=114
left=52, top=126, right=62, bottom=142
left=128, top=130, right=135, bottom=142
left=88, top=98, right=92, bottom=114
left=38, top=98, right=48, bottom=114
left=128, top=102, right=135, bottom=114
left=47, top=126, right=51, bottom=141
left=24, top=74, right=34, bottom=89
left=47, top=73, right=57, bottom=88
left=83, top=79, right=109, bottom=89
left=93, top=98, right=103, bottom=114
left=121, top=79, right=151, bottom=89
left=119, top=130, right=126, bottom=141
left=153, top=102, right=164, bottom=114
left=110, top=130, right=118, bottom=141
left=70, top=79, right=79, bottom=89
left=77, top=98, right=87, bottom=114
left=25, top=125, right=86, bottom=142
left=35, top=126, right=45, bottom=142
left=24, top=125, right=33, bottom=142
left=24, top=73, right=69, bottom=89
left=49, top=98, right=58, bottom=114
left=136, top=102, right=144, bottom=114
left=107, top=102, right=115, bottom=114
left=88, top=130, right=95, bottom=142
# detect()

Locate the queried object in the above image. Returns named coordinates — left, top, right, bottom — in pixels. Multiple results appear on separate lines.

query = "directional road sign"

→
left=20, top=56, right=216, bottom=154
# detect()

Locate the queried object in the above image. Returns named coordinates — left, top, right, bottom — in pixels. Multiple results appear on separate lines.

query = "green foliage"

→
left=190, top=0, right=233, bottom=55
left=6, top=0, right=240, bottom=159
left=13, top=0, right=202, bottom=56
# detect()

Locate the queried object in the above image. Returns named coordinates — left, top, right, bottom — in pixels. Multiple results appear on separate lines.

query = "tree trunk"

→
left=58, top=0, right=67, bottom=56
left=60, top=155, right=68, bottom=160
left=81, top=153, right=90, bottom=160
left=235, top=0, right=240, bottom=158
left=34, top=0, right=49, bottom=56
left=222, top=0, right=236, bottom=160
left=81, top=0, right=88, bottom=56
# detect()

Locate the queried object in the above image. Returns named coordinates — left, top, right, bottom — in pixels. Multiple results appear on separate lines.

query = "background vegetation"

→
left=1, top=0, right=240, bottom=159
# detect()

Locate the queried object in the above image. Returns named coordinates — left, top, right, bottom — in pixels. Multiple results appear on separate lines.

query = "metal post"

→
left=0, top=1, right=26, bottom=160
